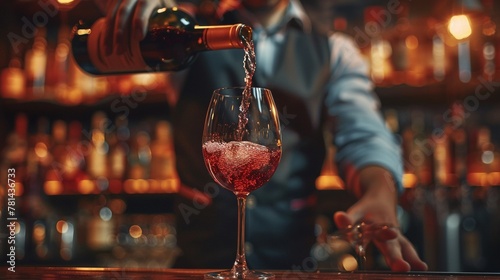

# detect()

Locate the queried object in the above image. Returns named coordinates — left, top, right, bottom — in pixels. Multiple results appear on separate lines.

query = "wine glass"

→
left=328, top=221, right=398, bottom=271
left=202, top=86, right=282, bottom=279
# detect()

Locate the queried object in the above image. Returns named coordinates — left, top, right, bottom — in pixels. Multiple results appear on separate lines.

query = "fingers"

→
left=333, top=211, right=352, bottom=229
left=373, top=225, right=398, bottom=240
left=375, top=233, right=428, bottom=272
left=103, top=0, right=155, bottom=55
left=335, top=208, right=427, bottom=272
left=104, top=0, right=122, bottom=55
left=131, top=0, right=163, bottom=42
left=333, top=211, right=399, bottom=242
left=375, top=237, right=410, bottom=272
left=398, top=236, right=428, bottom=271
left=333, top=206, right=366, bottom=229
left=113, top=0, right=140, bottom=54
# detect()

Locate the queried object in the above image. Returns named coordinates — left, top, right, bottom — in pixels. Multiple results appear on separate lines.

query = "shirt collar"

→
left=287, top=0, right=311, bottom=33
left=235, top=0, right=312, bottom=35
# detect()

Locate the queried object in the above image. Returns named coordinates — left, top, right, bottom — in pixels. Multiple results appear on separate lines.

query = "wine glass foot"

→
left=204, top=270, right=275, bottom=280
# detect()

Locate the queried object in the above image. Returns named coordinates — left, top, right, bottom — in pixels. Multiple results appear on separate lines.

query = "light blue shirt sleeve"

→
left=324, top=33, right=404, bottom=193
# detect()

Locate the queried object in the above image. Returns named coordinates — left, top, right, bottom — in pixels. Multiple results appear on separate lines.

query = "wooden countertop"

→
left=2, top=267, right=500, bottom=279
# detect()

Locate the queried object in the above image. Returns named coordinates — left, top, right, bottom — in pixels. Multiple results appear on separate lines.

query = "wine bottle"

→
left=87, top=111, right=109, bottom=182
left=71, top=7, right=252, bottom=75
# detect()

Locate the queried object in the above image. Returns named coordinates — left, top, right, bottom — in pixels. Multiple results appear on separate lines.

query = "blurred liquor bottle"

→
left=107, top=117, right=130, bottom=193
left=364, top=6, right=393, bottom=85
left=1, top=113, right=28, bottom=193
left=27, top=117, right=52, bottom=196
left=440, top=104, right=467, bottom=272
left=25, top=117, right=58, bottom=262
left=397, top=110, right=427, bottom=263
left=24, top=28, right=47, bottom=98
left=459, top=126, right=495, bottom=271
left=150, top=121, right=174, bottom=179
left=416, top=113, right=454, bottom=270
left=87, top=112, right=109, bottom=184
left=44, top=120, right=67, bottom=195
left=481, top=0, right=497, bottom=82
left=0, top=114, right=29, bottom=260
left=483, top=135, right=500, bottom=271
left=0, top=57, right=26, bottom=99
left=63, top=121, right=88, bottom=193
left=128, top=129, right=152, bottom=181
left=51, top=25, right=72, bottom=102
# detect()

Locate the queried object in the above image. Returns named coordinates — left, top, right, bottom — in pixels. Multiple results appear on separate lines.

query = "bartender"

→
left=99, top=0, right=428, bottom=272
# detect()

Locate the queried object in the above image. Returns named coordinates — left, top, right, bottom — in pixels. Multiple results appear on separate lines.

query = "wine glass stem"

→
left=232, top=195, right=249, bottom=276
left=356, top=244, right=366, bottom=270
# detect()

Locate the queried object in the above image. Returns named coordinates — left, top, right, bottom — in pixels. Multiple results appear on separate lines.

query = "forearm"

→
left=339, top=165, right=400, bottom=227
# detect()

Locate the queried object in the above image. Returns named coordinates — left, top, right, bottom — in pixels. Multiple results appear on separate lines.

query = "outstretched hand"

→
left=334, top=211, right=427, bottom=272
left=334, top=166, right=428, bottom=272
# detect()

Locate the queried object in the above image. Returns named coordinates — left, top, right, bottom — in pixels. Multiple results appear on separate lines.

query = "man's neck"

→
left=245, top=0, right=289, bottom=29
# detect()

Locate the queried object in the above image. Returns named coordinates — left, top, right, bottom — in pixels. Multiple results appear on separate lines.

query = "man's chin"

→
left=242, top=0, right=282, bottom=11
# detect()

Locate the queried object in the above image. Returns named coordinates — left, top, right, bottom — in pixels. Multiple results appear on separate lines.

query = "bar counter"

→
left=3, top=267, right=500, bottom=279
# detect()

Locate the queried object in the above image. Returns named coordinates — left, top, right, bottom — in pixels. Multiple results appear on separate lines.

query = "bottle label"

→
left=88, top=19, right=151, bottom=73
left=198, top=24, right=246, bottom=50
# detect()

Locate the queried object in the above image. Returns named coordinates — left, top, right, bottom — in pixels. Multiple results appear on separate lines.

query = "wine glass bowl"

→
left=202, top=86, right=281, bottom=279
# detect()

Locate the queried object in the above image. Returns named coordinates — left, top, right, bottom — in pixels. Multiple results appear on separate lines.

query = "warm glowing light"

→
left=14, top=222, right=22, bottom=234
left=132, top=73, right=158, bottom=87
left=124, top=179, right=135, bottom=193
left=338, top=254, right=358, bottom=272
left=56, top=43, right=70, bottom=61
left=78, top=179, right=95, bottom=194
left=488, top=172, right=500, bottom=186
left=34, top=142, right=48, bottom=158
left=449, top=15, right=472, bottom=40
left=483, top=19, right=496, bottom=36
left=370, top=39, right=392, bottom=82
left=76, top=29, right=91, bottom=36
left=92, top=130, right=105, bottom=144
left=403, top=173, right=417, bottom=188
left=129, top=225, right=143, bottom=238
left=433, top=35, right=446, bottom=81
left=15, top=183, right=24, bottom=196
left=44, top=180, right=63, bottom=195
left=33, top=223, right=46, bottom=242
left=56, top=220, right=69, bottom=234
left=468, top=172, right=500, bottom=187
left=127, top=179, right=149, bottom=193
left=57, top=0, right=74, bottom=4
left=160, top=179, right=180, bottom=193
left=405, top=35, right=419, bottom=50
left=1, top=65, right=25, bottom=98
left=315, top=175, right=344, bottom=190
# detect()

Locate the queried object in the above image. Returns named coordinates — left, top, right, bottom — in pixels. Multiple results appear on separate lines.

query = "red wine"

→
left=236, top=32, right=256, bottom=140
left=71, top=7, right=252, bottom=75
left=202, top=141, right=281, bottom=196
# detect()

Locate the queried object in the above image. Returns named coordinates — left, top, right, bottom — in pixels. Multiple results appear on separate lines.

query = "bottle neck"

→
left=198, top=24, right=252, bottom=50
